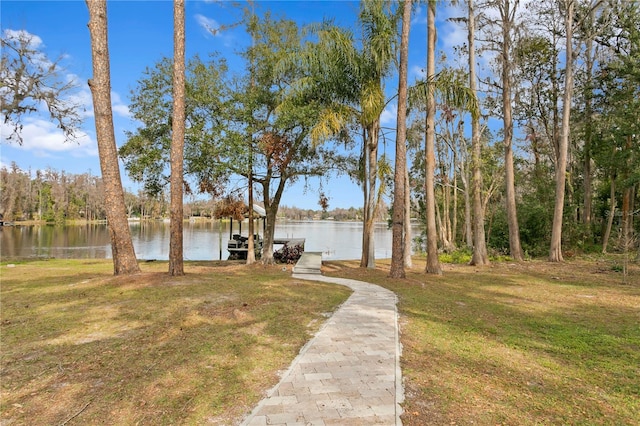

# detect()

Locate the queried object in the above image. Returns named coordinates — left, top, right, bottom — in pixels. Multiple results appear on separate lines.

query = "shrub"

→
left=439, top=248, right=472, bottom=264
left=273, top=243, right=304, bottom=264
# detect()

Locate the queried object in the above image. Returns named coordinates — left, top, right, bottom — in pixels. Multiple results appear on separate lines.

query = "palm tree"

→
left=86, top=0, right=140, bottom=275
left=357, top=0, right=398, bottom=269
left=281, top=0, right=399, bottom=269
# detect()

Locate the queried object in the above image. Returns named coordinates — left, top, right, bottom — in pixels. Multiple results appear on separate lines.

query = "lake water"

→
left=0, top=220, right=417, bottom=261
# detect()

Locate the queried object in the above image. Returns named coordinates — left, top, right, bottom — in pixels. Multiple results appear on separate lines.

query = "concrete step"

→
left=292, top=251, right=322, bottom=274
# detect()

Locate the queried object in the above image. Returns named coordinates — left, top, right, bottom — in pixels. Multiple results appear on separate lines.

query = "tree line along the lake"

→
left=1, top=0, right=638, bottom=275
left=0, top=164, right=375, bottom=223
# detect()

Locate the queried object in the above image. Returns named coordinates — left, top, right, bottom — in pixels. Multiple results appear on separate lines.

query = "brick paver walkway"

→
left=241, top=274, right=403, bottom=426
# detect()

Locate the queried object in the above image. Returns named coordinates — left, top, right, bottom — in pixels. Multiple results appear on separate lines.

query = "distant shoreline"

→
left=5, top=217, right=376, bottom=226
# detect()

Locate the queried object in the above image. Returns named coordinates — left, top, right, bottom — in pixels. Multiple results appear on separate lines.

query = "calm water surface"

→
left=0, top=220, right=415, bottom=261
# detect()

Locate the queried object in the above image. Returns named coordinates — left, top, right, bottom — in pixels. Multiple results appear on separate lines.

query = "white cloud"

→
left=438, top=6, right=468, bottom=55
left=3, top=28, right=61, bottom=76
left=67, top=88, right=94, bottom=119
left=380, top=103, right=398, bottom=127
left=2, top=29, right=43, bottom=49
left=110, top=91, right=131, bottom=118
left=65, top=88, right=130, bottom=119
left=112, top=103, right=131, bottom=118
left=1, top=117, right=97, bottom=158
left=195, top=14, right=221, bottom=37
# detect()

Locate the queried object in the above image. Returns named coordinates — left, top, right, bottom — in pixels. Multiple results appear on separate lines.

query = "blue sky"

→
left=1, top=0, right=470, bottom=210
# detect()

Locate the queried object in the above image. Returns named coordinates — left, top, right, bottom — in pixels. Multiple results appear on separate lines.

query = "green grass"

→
left=324, top=257, right=640, bottom=425
left=2, top=256, right=638, bottom=425
left=0, top=259, right=351, bottom=425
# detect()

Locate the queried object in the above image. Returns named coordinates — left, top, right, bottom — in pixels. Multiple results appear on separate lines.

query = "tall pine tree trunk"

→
left=86, top=0, right=140, bottom=275
left=583, top=9, right=595, bottom=233
left=468, top=0, right=489, bottom=266
left=390, top=0, right=412, bottom=278
left=169, top=0, right=185, bottom=276
left=425, top=0, right=442, bottom=274
left=549, top=0, right=575, bottom=262
left=500, top=0, right=523, bottom=261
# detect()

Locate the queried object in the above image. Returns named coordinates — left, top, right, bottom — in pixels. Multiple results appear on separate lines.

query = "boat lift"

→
left=224, top=204, right=266, bottom=260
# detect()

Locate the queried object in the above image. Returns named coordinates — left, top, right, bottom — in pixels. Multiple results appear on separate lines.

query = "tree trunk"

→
left=452, top=149, right=458, bottom=248
left=389, top=0, right=412, bottom=278
left=169, top=0, right=185, bottom=276
left=549, top=0, right=575, bottom=263
left=621, top=185, right=631, bottom=254
left=362, top=122, right=379, bottom=269
left=436, top=200, right=445, bottom=249
left=261, top=181, right=276, bottom=265
left=247, top=26, right=256, bottom=266
left=260, top=172, right=287, bottom=265
left=468, top=0, right=489, bottom=266
left=621, top=135, right=634, bottom=262
left=360, top=130, right=370, bottom=268
left=246, top=170, right=256, bottom=264
left=583, top=10, right=594, bottom=233
left=425, top=1, right=442, bottom=275
left=460, top=160, right=473, bottom=248
left=86, top=0, right=140, bottom=275
left=602, top=178, right=616, bottom=254
left=404, top=168, right=413, bottom=269
left=436, top=138, right=453, bottom=251
left=500, top=0, right=523, bottom=261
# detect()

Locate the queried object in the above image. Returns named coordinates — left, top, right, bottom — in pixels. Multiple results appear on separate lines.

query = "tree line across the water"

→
left=0, top=164, right=374, bottom=223
left=1, top=0, right=639, bottom=273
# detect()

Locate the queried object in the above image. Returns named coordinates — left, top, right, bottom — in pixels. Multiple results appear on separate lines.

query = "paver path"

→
left=241, top=274, right=403, bottom=426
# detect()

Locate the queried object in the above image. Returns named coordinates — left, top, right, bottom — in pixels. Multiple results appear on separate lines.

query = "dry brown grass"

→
left=0, top=259, right=351, bottom=425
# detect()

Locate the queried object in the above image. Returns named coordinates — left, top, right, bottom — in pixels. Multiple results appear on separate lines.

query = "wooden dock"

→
left=273, top=237, right=306, bottom=247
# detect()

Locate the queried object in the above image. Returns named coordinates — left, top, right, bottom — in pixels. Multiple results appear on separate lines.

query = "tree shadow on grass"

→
left=0, top=262, right=350, bottom=425
left=324, top=260, right=640, bottom=425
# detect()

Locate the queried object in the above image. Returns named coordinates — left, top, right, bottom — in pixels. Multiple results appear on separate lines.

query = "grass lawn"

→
left=324, top=256, right=640, bottom=425
left=1, top=256, right=638, bottom=425
left=0, top=260, right=351, bottom=425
